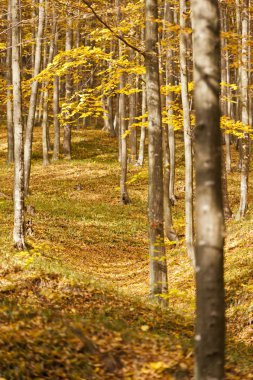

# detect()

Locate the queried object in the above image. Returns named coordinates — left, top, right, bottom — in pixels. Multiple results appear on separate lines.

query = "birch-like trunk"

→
left=179, top=0, right=194, bottom=264
left=145, top=0, right=168, bottom=304
left=24, top=0, right=45, bottom=194
left=12, top=0, right=26, bottom=250
left=192, top=0, right=225, bottom=378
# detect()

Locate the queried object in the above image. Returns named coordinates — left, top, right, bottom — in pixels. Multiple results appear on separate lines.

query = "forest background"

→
left=0, top=0, right=252, bottom=379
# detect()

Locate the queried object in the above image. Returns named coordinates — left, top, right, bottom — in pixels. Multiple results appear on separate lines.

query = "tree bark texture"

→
left=6, top=0, right=14, bottom=164
left=180, top=0, right=195, bottom=264
left=12, top=0, right=26, bottom=250
left=145, top=0, right=168, bottom=303
left=24, top=0, right=45, bottom=194
left=192, top=0, right=225, bottom=378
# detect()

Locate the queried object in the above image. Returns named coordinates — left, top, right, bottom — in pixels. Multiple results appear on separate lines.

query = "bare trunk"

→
left=12, top=0, right=26, bottom=250
left=145, top=0, right=168, bottom=304
left=165, top=2, right=176, bottom=205
left=137, top=76, right=146, bottom=166
left=24, top=0, right=45, bottom=195
left=192, top=0, right=225, bottom=378
left=180, top=0, right=194, bottom=264
left=63, top=17, right=73, bottom=159
left=119, top=73, right=130, bottom=204
left=236, top=0, right=250, bottom=220
left=6, top=0, right=14, bottom=164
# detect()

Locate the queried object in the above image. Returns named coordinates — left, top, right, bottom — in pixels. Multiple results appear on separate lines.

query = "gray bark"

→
left=236, top=0, right=250, bottom=220
left=192, top=0, right=225, bottom=378
left=12, top=0, right=26, bottom=250
left=24, top=0, right=45, bottom=194
left=145, top=0, right=168, bottom=304
left=137, top=76, right=146, bottom=166
left=63, top=17, right=73, bottom=159
left=6, top=0, right=14, bottom=164
left=180, top=0, right=194, bottom=264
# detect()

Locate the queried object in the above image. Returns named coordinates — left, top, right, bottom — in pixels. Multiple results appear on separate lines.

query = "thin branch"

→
left=81, top=0, right=145, bottom=57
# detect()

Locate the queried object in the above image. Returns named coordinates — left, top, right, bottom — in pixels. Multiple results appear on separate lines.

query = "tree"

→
left=179, top=0, right=194, bottom=264
left=24, top=0, right=45, bottom=194
left=6, top=0, right=14, bottom=164
left=12, top=0, right=26, bottom=250
left=145, top=0, right=168, bottom=303
left=236, top=0, right=250, bottom=220
left=192, top=0, right=225, bottom=378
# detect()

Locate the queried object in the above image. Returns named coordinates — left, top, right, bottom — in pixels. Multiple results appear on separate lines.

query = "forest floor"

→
left=0, top=126, right=252, bottom=379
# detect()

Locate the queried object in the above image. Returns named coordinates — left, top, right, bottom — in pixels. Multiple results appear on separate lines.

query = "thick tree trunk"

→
left=179, top=0, right=194, bottom=264
left=6, top=0, right=14, bottom=164
left=145, top=0, right=168, bottom=304
left=192, top=0, right=225, bottom=378
left=236, top=0, right=250, bottom=220
left=12, top=0, right=26, bottom=250
left=24, top=0, right=45, bottom=195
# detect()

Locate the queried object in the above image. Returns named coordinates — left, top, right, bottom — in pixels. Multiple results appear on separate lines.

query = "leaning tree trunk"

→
left=180, top=0, right=195, bottom=265
left=145, top=0, right=168, bottom=304
left=192, top=0, right=225, bottom=378
left=12, top=0, right=26, bottom=250
left=6, top=0, right=14, bottom=164
left=24, top=0, right=45, bottom=195
left=236, top=0, right=250, bottom=220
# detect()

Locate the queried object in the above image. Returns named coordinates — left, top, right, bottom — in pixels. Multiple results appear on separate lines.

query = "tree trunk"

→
left=24, top=0, right=45, bottom=195
left=137, top=76, right=146, bottom=166
left=192, top=0, right=225, bottom=378
left=180, top=0, right=194, bottom=264
left=63, top=17, right=73, bottom=159
left=129, top=59, right=137, bottom=163
left=6, top=0, right=14, bottom=164
left=12, top=0, right=26, bottom=250
left=119, top=72, right=130, bottom=204
left=145, top=0, right=168, bottom=304
left=236, top=0, right=250, bottom=220
left=165, top=2, right=176, bottom=205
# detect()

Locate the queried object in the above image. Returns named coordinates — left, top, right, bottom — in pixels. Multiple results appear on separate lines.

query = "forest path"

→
left=0, top=127, right=252, bottom=379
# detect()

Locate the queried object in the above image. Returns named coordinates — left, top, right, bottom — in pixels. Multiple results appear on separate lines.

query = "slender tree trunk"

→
left=6, top=0, right=14, bottom=164
left=145, top=0, right=168, bottom=304
left=63, top=17, right=73, bottom=159
left=24, top=0, right=45, bottom=195
left=53, top=75, right=60, bottom=160
left=129, top=58, right=137, bottom=163
left=119, top=72, right=130, bottom=204
left=12, top=0, right=26, bottom=250
left=137, top=76, right=146, bottom=166
left=180, top=0, right=194, bottom=264
left=165, top=2, right=176, bottom=205
left=236, top=0, right=250, bottom=220
left=52, top=12, right=60, bottom=161
left=42, top=14, right=56, bottom=166
left=192, top=0, right=225, bottom=378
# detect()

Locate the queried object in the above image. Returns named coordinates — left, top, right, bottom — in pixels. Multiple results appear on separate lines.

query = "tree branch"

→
left=81, top=0, right=145, bottom=57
